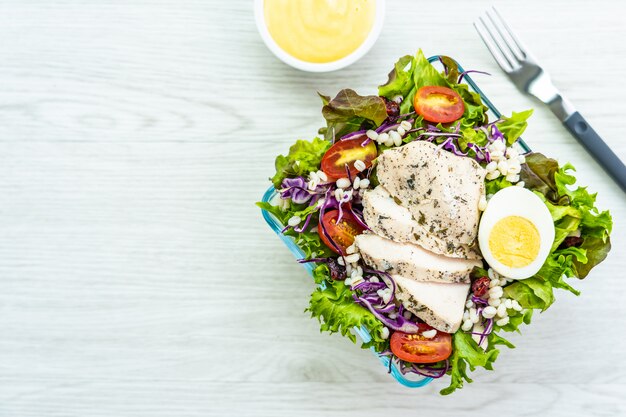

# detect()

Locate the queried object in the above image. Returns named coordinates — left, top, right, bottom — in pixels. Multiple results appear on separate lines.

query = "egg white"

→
left=478, top=187, right=555, bottom=280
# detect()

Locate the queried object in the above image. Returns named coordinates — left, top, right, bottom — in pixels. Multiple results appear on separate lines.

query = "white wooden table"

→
left=0, top=1, right=624, bottom=416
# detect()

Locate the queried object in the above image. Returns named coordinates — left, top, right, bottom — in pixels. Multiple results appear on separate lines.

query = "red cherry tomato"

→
left=390, top=324, right=452, bottom=363
left=413, top=86, right=464, bottom=123
left=320, top=138, right=377, bottom=180
left=318, top=209, right=365, bottom=254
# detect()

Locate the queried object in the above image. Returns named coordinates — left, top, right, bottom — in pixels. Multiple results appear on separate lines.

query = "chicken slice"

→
left=362, top=185, right=481, bottom=259
left=376, top=140, right=486, bottom=247
left=393, top=274, right=469, bottom=333
left=354, top=234, right=480, bottom=284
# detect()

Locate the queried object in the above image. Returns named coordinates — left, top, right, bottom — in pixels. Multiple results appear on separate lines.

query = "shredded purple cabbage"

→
left=490, top=124, right=505, bottom=142
left=397, top=111, right=416, bottom=119
left=464, top=294, right=494, bottom=346
left=469, top=317, right=494, bottom=347
left=481, top=318, right=494, bottom=345
left=317, top=190, right=344, bottom=255
left=340, top=130, right=366, bottom=141
left=397, top=358, right=449, bottom=378
left=298, top=257, right=328, bottom=264
left=439, top=56, right=448, bottom=76
left=353, top=280, right=388, bottom=292
left=280, top=177, right=311, bottom=204
left=471, top=295, right=488, bottom=305
left=293, top=213, right=313, bottom=233
left=351, top=269, right=421, bottom=334
left=438, top=137, right=468, bottom=157
left=356, top=296, right=420, bottom=333
left=467, top=143, right=490, bottom=163
left=376, top=118, right=415, bottom=135
left=457, top=70, right=491, bottom=84
left=347, top=204, right=370, bottom=231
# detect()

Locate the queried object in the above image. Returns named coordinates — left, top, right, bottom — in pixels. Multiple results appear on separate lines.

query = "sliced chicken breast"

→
left=393, top=275, right=469, bottom=333
left=376, top=140, right=486, bottom=247
left=355, top=234, right=480, bottom=284
left=362, top=185, right=481, bottom=259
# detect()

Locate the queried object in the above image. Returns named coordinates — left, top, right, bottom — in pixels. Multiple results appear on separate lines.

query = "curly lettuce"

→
left=270, top=137, right=331, bottom=188
left=522, top=153, right=612, bottom=278
left=307, top=267, right=388, bottom=352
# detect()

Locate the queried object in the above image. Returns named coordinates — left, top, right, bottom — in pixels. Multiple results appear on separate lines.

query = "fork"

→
left=474, top=8, right=626, bottom=192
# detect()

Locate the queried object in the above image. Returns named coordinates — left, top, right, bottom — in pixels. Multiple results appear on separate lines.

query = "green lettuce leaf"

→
left=554, top=163, right=613, bottom=237
left=534, top=247, right=582, bottom=295
left=520, top=153, right=612, bottom=282
left=489, top=332, right=516, bottom=349
left=554, top=163, right=596, bottom=208
left=379, top=49, right=453, bottom=114
left=378, top=54, right=415, bottom=99
left=412, top=49, right=449, bottom=89
left=319, top=89, right=388, bottom=141
left=458, top=127, right=487, bottom=151
left=520, top=153, right=567, bottom=204
left=312, top=264, right=331, bottom=285
left=538, top=196, right=582, bottom=250
left=452, top=83, right=489, bottom=128
left=572, top=236, right=611, bottom=279
left=441, top=332, right=500, bottom=395
left=498, top=308, right=534, bottom=333
left=307, top=278, right=387, bottom=352
left=496, top=109, right=533, bottom=145
left=270, top=137, right=331, bottom=188
left=580, top=210, right=613, bottom=239
left=439, top=55, right=461, bottom=85
left=503, top=277, right=554, bottom=311
left=485, top=176, right=513, bottom=195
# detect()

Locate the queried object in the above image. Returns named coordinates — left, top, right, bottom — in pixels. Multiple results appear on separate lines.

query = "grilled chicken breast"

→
left=393, top=274, right=470, bottom=333
left=376, top=140, right=486, bottom=247
left=362, top=185, right=481, bottom=259
left=354, top=234, right=481, bottom=284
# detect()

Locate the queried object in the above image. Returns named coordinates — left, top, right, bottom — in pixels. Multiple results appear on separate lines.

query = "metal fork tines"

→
left=474, top=7, right=626, bottom=192
left=473, top=7, right=573, bottom=120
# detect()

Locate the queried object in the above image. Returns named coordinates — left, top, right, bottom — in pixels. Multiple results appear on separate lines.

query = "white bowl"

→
left=254, top=0, right=386, bottom=73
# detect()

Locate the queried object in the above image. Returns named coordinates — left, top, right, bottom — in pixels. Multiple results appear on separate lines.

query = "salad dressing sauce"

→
left=263, top=0, right=376, bottom=63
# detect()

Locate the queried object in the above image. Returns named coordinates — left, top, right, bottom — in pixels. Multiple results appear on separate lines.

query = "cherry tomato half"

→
left=318, top=209, right=366, bottom=255
left=320, top=138, right=377, bottom=180
left=390, top=324, right=452, bottom=363
left=413, top=86, right=464, bottom=124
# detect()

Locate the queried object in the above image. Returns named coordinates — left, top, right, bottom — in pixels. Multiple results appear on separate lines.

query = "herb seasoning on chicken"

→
left=356, top=140, right=487, bottom=333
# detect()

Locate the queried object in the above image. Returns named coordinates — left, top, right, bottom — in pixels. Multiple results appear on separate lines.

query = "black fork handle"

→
left=563, top=112, right=626, bottom=193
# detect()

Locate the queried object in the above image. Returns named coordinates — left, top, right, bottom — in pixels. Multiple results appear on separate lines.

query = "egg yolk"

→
left=264, top=0, right=376, bottom=63
left=488, top=216, right=540, bottom=268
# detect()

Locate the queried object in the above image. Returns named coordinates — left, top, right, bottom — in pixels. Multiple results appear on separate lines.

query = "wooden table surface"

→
left=0, top=1, right=624, bottom=416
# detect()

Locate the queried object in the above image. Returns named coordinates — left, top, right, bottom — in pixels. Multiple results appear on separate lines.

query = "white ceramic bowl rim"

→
left=254, top=0, right=386, bottom=73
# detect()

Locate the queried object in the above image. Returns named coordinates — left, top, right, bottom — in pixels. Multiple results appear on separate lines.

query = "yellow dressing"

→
left=264, top=0, right=376, bottom=63
left=488, top=216, right=540, bottom=268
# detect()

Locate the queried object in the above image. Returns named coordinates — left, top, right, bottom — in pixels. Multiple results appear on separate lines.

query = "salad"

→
left=257, top=50, right=613, bottom=394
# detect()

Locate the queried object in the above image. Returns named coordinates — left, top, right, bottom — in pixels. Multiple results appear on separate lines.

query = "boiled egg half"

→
left=478, top=187, right=554, bottom=280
